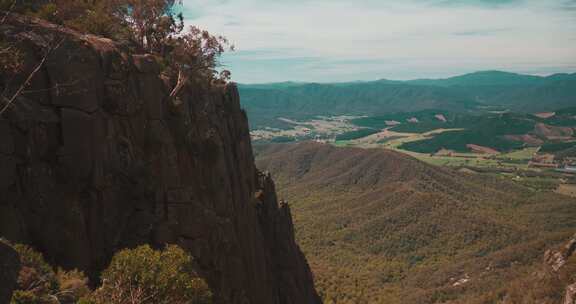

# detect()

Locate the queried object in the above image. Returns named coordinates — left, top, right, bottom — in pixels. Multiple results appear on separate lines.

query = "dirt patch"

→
left=556, top=184, right=576, bottom=198
left=505, top=134, right=544, bottom=146
left=534, top=112, right=556, bottom=119
left=467, top=144, right=499, bottom=154
left=534, top=123, right=574, bottom=140
left=435, top=114, right=447, bottom=122
left=458, top=168, right=478, bottom=174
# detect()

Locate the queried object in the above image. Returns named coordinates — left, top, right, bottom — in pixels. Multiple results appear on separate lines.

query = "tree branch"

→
left=0, top=38, right=64, bottom=116
left=1, top=0, right=16, bottom=25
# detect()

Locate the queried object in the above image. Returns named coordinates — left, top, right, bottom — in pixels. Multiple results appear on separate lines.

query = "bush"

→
left=56, top=269, right=91, bottom=304
left=90, top=244, right=212, bottom=304
left=11, top=244, right=59, bottom=303
left=6, top=243, right=90, bottom=304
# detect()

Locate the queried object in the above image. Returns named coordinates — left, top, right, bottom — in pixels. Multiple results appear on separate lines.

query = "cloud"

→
left=183, top=0, right=576, bottom=83
left=423, top=0, right=522, bottom=8
left=452, top=28, right=511, bottom=36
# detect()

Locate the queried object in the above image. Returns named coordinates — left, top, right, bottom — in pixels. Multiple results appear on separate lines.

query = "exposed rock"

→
left=0, top=15, right=320, bottom=304
left=544, top=234, right=576, bottom=272
left=0, top=241, right=20, bottom=304
left=543, top=234, right=576, bottom=304
left=566, top=283, right=576, bottom=304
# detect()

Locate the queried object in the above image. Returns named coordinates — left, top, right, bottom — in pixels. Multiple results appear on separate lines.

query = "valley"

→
left=255, top=142, right=576, bottom=304
left=246, top=71, right=576, bottom=303
left=2, top=0, right=575, bottom=303
left=244, top=72, right=576, bottom=171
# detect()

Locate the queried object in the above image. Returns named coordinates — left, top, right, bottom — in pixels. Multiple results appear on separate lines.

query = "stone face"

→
left=0, top=15, right=320, bottom=304
left=0, top=241, right=20, bottom=304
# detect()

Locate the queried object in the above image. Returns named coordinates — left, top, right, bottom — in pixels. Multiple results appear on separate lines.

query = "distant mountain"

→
left=256, top=142, right=576, bottom=304
left=239, top=82, right=479, bottom=129
left=406, top=71, right=545, bottom=87
left=239, top=71, right=576, bottom=129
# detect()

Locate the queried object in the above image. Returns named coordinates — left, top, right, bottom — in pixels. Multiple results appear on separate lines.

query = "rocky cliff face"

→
left=0, top=15, right=320, bottom=304
left=0, top=241, right=20, bottom=303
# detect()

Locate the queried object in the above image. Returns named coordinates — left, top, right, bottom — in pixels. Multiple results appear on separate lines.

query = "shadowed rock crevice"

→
left=0, top=241, right=20, bottom=303
left=0, top=15, right=320, bottom=304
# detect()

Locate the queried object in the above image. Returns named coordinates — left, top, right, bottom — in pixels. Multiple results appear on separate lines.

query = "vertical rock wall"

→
left=0, top=15, right=320, bottom=304
left=0, top=241, right=20, bottom=304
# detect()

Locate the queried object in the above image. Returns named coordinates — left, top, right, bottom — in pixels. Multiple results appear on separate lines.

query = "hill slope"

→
left=256, top=142, right=576, bottom=304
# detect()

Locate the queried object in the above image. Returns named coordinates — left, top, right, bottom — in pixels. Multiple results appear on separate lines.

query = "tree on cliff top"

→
left=0, top=0, right=232, bottom=115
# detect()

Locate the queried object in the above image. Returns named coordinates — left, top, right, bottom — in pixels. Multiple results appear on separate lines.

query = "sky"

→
left=181, top=0, right=576, bottom=83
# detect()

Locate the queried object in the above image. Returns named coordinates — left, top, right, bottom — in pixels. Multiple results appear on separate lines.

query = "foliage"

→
left=7, top=243, right=90, bottom=304
left=11, top=244, right=59, bottom=302
left=2, top=0, right=232, bottom=83
left=5, top=242, right=212, bottom=304
left=256, top=142, right=576, bottom=304
left=540, top=141, right=576, bottom=153
left=56, top=269, right=91, bottom=304
left=90, top=244, right=212, bottom=304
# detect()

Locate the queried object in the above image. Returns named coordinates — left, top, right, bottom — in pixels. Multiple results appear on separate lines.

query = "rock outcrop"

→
left=545, top=234, right=576, bottom=272
left=0, top=15, right=320, bottom=304
left=544, top=234, right=576, bottom=304
left=0, top=241, right=20, bottom=304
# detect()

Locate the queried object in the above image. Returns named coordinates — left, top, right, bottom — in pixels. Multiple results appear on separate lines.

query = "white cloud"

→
left=182, top=0, right=576, bottom=82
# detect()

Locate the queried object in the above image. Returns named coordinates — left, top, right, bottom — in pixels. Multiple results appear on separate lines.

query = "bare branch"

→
left=1, top=0, right=16, bottom=25
left=0, top=38, right=64, bottom=116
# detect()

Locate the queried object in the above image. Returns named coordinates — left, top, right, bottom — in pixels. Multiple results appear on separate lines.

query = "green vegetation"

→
left=1, top=0, right=233, bottom=116
left=540, top=141, right=576, bottom=153
left=7, top=242, right=91, bottom=304
left=399, top=130, right=525, bottom=153
left=91, top=245, right=212, bottom=304
left=4, top=241, right=212, bottom=304
left=352, top=110, right=459, bottom=133
left=256, top=142, right=576, bottom=304
left=270, top=136, right=297, bottom=143
left=240, top=72, right=576, bottom=130
left=394, top=113, right=536, bottom=153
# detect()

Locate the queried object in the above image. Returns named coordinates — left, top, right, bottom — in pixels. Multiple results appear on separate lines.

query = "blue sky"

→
left=181, top=0, right=576, bottom=83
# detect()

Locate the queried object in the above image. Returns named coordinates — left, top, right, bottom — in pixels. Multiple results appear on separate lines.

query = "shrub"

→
left=11, top=244, right=59, bottom=302
left=90, top=244, right=212, bottom=304
left=56, top=268, right=91, bottom=304
left=6, top=243, right=90, bottom=304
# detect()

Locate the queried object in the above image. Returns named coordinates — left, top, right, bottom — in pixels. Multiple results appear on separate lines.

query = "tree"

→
left=118, top=0, right=184, bottom=54
left=90, top=245, right=212, bottom=304
left=7, top=243, right=90, bottom=304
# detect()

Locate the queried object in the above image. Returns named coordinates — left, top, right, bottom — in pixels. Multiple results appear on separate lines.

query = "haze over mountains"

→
left=240, top=71, right=576, bottom=129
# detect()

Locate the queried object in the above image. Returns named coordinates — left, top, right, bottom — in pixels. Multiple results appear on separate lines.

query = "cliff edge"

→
left=0, top=15, right=320, bottom=304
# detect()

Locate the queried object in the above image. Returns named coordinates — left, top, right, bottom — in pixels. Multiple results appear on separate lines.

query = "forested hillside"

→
left=256, top=142, right=576, bottom=304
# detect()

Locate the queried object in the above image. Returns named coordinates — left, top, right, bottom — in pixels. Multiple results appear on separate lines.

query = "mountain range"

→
left=240, top=71, right=576, bottom=129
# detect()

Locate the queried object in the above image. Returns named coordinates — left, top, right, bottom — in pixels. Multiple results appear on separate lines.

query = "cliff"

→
left=0, top=15, right=320, bottom=304
left=0, top=241, right=20, bottom=303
